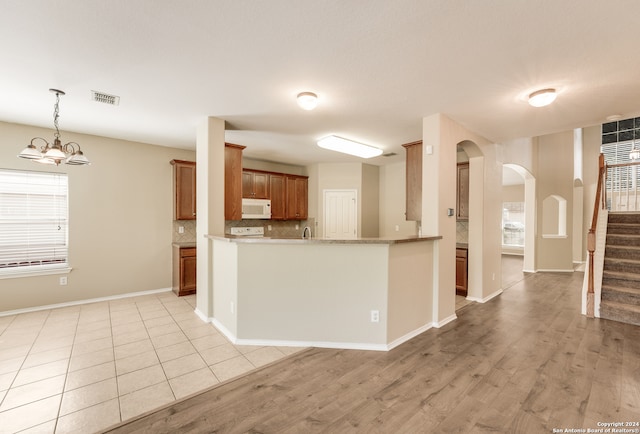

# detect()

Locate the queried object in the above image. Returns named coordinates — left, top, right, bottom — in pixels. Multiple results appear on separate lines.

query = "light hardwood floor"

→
left=103, top=269, right=640, bottom=433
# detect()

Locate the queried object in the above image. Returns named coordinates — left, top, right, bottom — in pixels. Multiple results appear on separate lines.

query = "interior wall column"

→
left=195, top=117, right=226, bottom=321
left=421, top=114, right=457, bottom=326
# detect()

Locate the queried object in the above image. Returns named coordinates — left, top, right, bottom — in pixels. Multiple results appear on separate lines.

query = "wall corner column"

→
left=195, top=117, right=225, bottom=320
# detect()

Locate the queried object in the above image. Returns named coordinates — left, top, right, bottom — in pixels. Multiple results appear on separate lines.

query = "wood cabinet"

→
left=457, top=163, right=469, bottom=221
left=269, top=173, right=286, bottom=220
left=170, top=160, right=196, bottom=220
left=456, top=247, right=468, bottom=297
left=172, top=246, right=196, bottom=296
left=286, top=175, right=308, bottom=220
left=402, top=141, right=422, bottom=221
left=225, top=143, right=245, bottom=220
left=242, top=170, right=269, bottom=199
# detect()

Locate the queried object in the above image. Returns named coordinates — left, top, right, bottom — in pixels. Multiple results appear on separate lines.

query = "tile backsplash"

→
left=173, top=220, right=197, bottom=243
left=456, top=221, right=469, bottom=243
left=173, top=218, right=316, bottom=242
left=226, top=218, right=315, bottom=238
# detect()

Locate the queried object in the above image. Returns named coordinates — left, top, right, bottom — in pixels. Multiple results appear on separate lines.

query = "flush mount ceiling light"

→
left=528, top=88, right=557, bottom=107
left=317, top=135, right=383, bottom=159
left=18, top=89, right=90, bottom=166
left=297, top=92, right=318, bottom=110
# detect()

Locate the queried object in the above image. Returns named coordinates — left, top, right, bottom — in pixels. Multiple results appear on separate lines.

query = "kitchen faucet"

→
left=302, top=226, right=312, bottom=239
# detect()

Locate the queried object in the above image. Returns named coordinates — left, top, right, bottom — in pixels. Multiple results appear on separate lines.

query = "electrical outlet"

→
left=295, top=224, right=299, bottom=230
left=178, top=226, right=185, bottom=234
left=370, top=310, right=379, bottom=323
left=267, top=225, right=272, bottom=231
left=395, top=225, right=400, bottom=232
left=230, top=301, right=235, bottom=314
left=59, top=276, right=67, bottom=286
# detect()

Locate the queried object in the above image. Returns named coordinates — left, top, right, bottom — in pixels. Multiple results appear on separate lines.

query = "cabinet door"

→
left=253, top=172, right=269, bottom=199
left=225, top=144, right=245, bottom=220
left=457, top=163, right=469, bottom=221
left=172, top=161, right=196, bottom=220
left=180, top=248, right=197, bottom=294
left=286, top=176, right=308, bottom=220
left=242, top=170, right=270, bottom=199
left=402, top=141, right=422, bottom=221
left=242, top=171, right=253, bottom=198
left=269, top=174, right=286, bottom=220
left=455, top=249, right=468, bottom=296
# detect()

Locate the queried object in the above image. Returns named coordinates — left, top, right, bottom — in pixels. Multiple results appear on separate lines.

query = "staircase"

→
left=600, top=212, right=640, bottom=325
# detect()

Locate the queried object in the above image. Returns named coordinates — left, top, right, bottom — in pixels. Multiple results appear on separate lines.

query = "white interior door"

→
left=324, top=190, right=357, bottom=239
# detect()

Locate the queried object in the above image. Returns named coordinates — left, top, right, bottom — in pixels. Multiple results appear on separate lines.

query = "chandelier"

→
left=18, top=89, right=90, bottom=166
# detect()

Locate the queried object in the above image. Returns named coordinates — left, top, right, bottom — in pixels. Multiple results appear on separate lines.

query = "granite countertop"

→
left=172, top=242, right=197, bottom=248
left=206, top=234, right=442, bottom=245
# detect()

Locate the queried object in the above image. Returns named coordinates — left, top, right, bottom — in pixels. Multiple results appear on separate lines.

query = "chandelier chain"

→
left=53, top=92, right=61, bottom=139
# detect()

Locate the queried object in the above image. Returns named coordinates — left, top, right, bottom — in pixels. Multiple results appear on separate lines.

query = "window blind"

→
left=0, top=169, right=68, bottom=270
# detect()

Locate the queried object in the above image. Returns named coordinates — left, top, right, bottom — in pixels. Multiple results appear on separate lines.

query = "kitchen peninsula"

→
left=206, top=234, right=441, bottom=351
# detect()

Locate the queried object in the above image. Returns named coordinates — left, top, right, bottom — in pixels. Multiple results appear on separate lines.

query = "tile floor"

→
left=0, top=292, right=304, bottom=433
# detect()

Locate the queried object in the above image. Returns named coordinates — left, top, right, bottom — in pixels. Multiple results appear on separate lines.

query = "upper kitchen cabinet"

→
left=457, top=163, right=469, bottom=221
left=269, top=173, right=286, bottom=220
left=242, top=170, right=270, bottom=199
left=285, top=175, right=308, bottom=220
left=225, top=143, right=245, bottom=220
left=402, top=141, right=422, bottom=221
left=170, top=160, right=196, bottom=220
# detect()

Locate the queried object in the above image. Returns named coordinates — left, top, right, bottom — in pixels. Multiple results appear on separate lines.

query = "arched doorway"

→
left=502, top=164, right=536, bottom=275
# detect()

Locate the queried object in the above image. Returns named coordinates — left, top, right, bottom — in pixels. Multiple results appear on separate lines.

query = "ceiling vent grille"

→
left=91, top=90, right=120, bottom=106
left=382, top=152, right=397, bottom=157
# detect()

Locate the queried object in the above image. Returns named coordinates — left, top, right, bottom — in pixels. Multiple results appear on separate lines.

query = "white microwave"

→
left=242, top=198, right=271, bottom=219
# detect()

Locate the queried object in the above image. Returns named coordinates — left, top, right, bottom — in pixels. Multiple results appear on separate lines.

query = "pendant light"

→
left=18, top=89, right=90, bottom=166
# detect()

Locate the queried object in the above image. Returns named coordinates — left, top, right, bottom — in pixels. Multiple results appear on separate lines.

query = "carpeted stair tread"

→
left=608, top=212, right=640, bottom=224
left=600, top=300, right=640, bottom=326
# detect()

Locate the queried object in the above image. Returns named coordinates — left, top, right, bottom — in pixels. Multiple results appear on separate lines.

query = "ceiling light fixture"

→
left=317, top=135, right=383, bottom=159
left=18, top=89, right=90, bottom=166
left=297, top=92, right=318, bottom=110
left=528, top=88, right=557, bottom=107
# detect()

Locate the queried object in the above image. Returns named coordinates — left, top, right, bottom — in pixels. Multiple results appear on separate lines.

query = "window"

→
left=601, top=117, right=640, bottom=210
left=0, top=169, right=68, bottom=275
left=502, top=201, right=525, bottom=246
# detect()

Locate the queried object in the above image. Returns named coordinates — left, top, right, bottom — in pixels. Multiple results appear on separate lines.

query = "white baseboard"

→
left=0, top=287, right=172, bottom=317
left=433, top=314, right=457, bottom=328
left=537, top=269, right=575, bottom=273
left=467, top=288, right=503, bottom=304
left=387, top=322, right=435, bottom=350
left=194, top=308, right=212, bottom=324
left=210, top=317, right=441, bottom=352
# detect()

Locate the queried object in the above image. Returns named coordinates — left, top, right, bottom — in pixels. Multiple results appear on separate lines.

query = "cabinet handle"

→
left=193, top=212, right=196, bottom=216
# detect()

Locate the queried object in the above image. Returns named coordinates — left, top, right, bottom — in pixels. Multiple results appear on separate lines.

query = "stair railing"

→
left=605, top=160, right=640, bottom=212
left=587, top=153, right=606, bottom=317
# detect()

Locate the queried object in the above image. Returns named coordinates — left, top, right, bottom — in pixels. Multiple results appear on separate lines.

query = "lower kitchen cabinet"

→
left=456, top=247, right=468, bottom=297
left=172, top=245, right=196, bottom=296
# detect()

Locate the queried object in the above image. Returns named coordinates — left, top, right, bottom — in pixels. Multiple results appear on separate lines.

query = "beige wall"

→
left=242, top=158, right=306, bottom=176
left=535, top=131, right=575, bottom=270
left=378, top=162, right=419, bottom=237
left=503, top=184, right=524, bottom=202
left=0, top=121, right=195, bottom=313
left=311, top=162, right=380, bottom=238
left=361, top=164, right=380, bottom=237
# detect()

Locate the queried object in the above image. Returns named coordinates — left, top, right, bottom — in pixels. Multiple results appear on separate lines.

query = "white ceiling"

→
left=2, top=1, right=640, bottom=167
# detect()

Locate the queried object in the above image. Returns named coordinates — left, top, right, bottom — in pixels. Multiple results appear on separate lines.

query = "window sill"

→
left=0, top=265, right=72, bottom=280
left=542, top=234, right=568, bottom=239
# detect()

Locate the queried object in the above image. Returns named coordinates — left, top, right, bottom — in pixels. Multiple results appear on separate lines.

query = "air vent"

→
left=91, top=90, right=120, bottom=106
left=382, top=152, right=397, bottom=157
